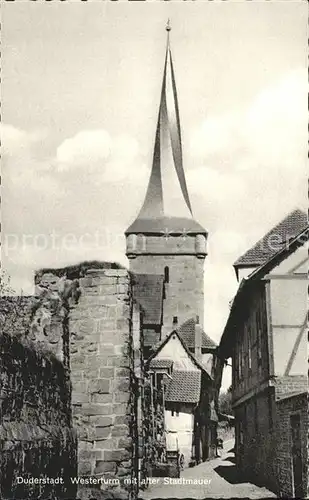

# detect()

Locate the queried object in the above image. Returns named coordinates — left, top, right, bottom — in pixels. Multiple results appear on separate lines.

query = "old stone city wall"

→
left=68, top=266, right=139, bottom=499
left=0, top=261, right=148, bottom=500
left=34, top=262, right=144, bottom=500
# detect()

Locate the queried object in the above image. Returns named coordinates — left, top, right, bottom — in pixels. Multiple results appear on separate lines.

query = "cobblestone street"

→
left=139, top=440, right=278, bottom=499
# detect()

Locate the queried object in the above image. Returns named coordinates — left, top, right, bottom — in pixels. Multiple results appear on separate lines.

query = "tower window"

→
left=164, top=266, right=169, bottom=283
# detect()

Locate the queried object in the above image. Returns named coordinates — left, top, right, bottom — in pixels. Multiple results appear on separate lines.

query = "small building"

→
left=219, top=209, right=308, bottom=497
left=147, top=320, right=218, bottom=468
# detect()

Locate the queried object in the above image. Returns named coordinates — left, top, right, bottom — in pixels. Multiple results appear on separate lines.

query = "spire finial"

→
left=166, top=19, right=171, bottom=32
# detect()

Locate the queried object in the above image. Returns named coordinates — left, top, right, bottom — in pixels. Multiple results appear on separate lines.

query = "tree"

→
left=0, top=271, right=30, bottom=337
left=218, top=388, right=233, bottom=415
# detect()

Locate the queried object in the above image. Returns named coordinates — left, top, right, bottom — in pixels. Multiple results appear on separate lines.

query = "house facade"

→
left=219, top=210, right=308, bottom=497
left=146, top=325, right=218, bottom=468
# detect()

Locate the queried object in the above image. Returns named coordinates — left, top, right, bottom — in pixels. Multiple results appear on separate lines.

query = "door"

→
left=290, top=413, right=303, bottom=498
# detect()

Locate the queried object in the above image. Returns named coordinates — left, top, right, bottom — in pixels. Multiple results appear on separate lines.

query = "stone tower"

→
left=125, top=26, right=207, bottom=336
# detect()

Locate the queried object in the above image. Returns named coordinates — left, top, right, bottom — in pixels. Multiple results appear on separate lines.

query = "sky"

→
left=1, top=1, right=307, bottom=389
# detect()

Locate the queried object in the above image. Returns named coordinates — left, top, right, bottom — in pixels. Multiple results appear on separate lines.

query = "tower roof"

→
left=126, top=24, right=206, bottom=236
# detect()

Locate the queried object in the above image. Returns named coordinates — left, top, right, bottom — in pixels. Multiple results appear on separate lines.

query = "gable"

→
left=155, top=333, right=198, bottom=371
left=268, top=245, right=308, bottom=276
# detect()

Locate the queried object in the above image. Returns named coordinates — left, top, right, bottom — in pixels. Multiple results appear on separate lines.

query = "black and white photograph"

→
left=0, top=1, right=307, bottom=499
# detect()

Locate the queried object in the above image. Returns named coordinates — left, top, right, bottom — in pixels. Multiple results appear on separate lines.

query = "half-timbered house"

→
left=219, top=209, right=308, bottom=497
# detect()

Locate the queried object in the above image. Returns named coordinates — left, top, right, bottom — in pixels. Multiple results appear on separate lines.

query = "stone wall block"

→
left=91, top=393, right=113, bottom=404
left=113, top=343, right=129, bottom=356
left=111, top=378, right=130, bottom=393
left=90, top=379, right=110, bottom=394
left=94, top=438, right=119, bottom=450
left=103, top=269, right=128, bottom=278
left=97, top=284, right=120, bottom=295
left=72, top=392, right=90, bottom=404
left=115, top=368, right=131, bottom=378
left=85, top=276, right=118, bottom=286
left=107, top=356, right=130, bottom=368
left=78, top=461, right=92, bottom=476
left=71, top=371, right=84, bottom=382
left=118, top=437, right=132, bottom=449
left=111, top=425, right=129, bottom=438
left=113, top=403, right=129, bottom=416
left=78, top=441, right=93, bottom=451
left=117, top=467, right=131, bottom=477
left=94, top=460, right=117, bottom=474
left=85, top=355, right=104, bottom=369
left=116, top=318, right=129, bottom=331
left=114, top=415, right=130, bottom=426
left=89, top=416, right=113, bottom=427
left=99, top=343, right=116, bottom=356
left=79, top=276, right=93, bottom=288
left=116, top=284, right=128, bottom=294
left=84, top=368, right=100, bottom=379
left=117, top=303, right=131, bottom=318
left=95, top=426, right=112, bottom=440
left=78, top=318, right=97, bottom=335
left=97, top=320, right=117, bottom=334
left=103, top=449, right=130, bottom=462
left=78, top=404, right=113, bottom=416
left=79, top=449, right=94, bottom=461
left=99, top=368, right=115, bottom=379
left=114, top=393, right=131, bottom=404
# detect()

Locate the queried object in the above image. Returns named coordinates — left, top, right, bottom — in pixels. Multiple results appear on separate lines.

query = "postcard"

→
left=0, top=1, right=307, bottom=499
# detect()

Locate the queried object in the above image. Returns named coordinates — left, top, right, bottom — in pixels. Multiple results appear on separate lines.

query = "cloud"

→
left=187, top=166, right=246, bottom=203
left=190, top=112, right=243, bottom=159
left=1, top=123, right=47, bottom=157
left=188, top=68, right=307, bottom=235
left=246, top=68, right=307, bottom=169
left=56, top=128, right=147, bottom=184
left=57, top=129, right=111, bottom=168
left=190, top=68, right=307, bottom=174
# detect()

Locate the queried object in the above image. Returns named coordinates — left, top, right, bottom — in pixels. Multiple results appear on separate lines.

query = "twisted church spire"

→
left=126, top=24, right=206, bottom=235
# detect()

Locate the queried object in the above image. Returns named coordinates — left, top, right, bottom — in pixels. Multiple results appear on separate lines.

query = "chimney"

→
left=173, top=316, right=178, bottom=328
left=195, top=315, right=202, bottom=362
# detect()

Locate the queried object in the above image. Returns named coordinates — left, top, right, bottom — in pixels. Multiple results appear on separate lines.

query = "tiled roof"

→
left=132, top=273, right=164, bottom=325
left=165, top=370, right=201, bottom=403
left=143, top=329, right=161, bottom=347
left=276, top=391, right=307, bottom=402
left=234, top=209, right=307, bottom=267
left=149, top=358, right=173, bottom=369
left=177, top=318, right=217, bottom=350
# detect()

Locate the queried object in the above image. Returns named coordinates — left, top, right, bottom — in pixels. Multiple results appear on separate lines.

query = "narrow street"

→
left=139, top=440, right=277, bottom=499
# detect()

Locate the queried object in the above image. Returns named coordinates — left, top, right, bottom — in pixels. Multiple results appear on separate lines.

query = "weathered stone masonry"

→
left=34, top=263, right=145, bottom=499
left=0, top=261, right=149, bottom=499
left=69, top=268, right=136, bottom=494
left=0, top=332, right=77, bottom=500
